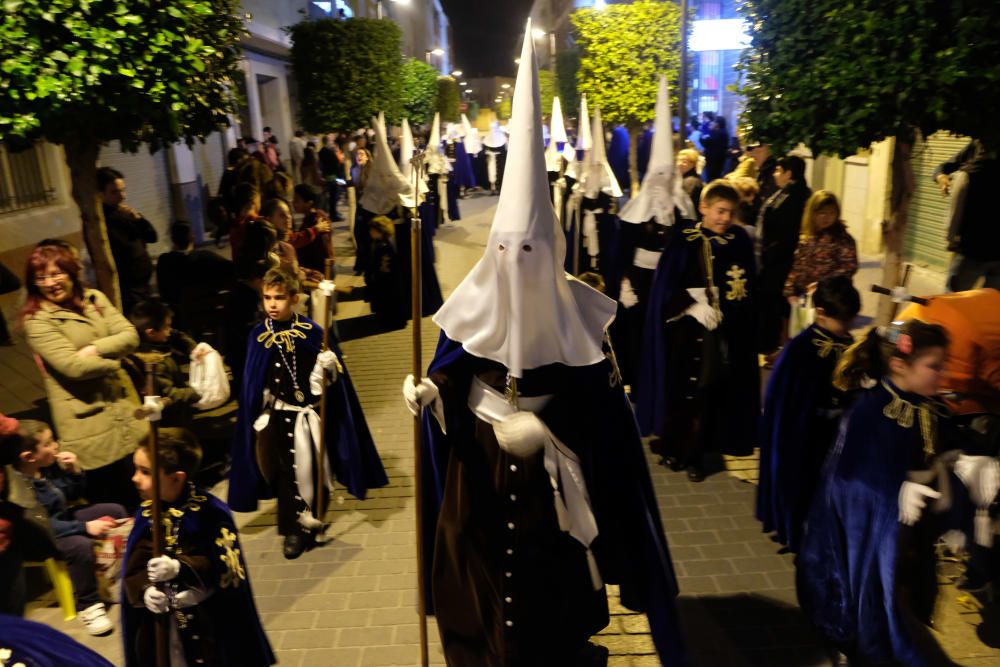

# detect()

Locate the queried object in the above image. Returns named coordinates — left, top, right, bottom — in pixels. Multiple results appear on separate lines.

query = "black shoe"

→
left=662, top=455, right=684, bottom=472
left=283, top=533, right=309, bottom=560
left=686, top=465, right=705, bottom=483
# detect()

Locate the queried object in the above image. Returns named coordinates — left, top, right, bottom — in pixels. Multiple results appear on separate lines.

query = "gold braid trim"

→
left=683, top=224, right=730, bottom=323
left=880, top=380, right=938, bottom=458
left=812, top=329, right=849, bottom=359
left=257, top=314, right=313, bottom=352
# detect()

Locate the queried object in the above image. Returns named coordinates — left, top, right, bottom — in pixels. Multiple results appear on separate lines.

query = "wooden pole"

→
left=409, top=153, right=430, bottom=667
left=316, top=258, right=335, bottom=523
left=143, top=361, right=168, bottom=667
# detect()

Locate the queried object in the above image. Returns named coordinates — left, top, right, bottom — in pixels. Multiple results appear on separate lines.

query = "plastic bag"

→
left=788, top=294, right=816, bottom=339
left=190, top=346, right=230, bottom=410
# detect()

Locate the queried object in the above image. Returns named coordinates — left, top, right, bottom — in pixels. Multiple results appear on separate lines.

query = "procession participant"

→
left=122, top=433, right=274, bottom=666
left=577, top=106, right=622, bottom=279
left=545, top=96, right=570, bottom=214
left=228, top=269, right=387, bottom=559
left=797, top=321, right=963, bottom=667
left=755, top=276, right=860, bottom=552
left=365, top=215, right=407, bottom=331
left=462, top=113, right=487, bottom=189
left=635, top=180, right=759, bottom=482
left=482, top=120, right=508, bottom=195
left=426, top=113, right=460, bottom=224
left=403, top=24, right=687, bottom=666
left=562, top=94, right=591, bottom=273
left=610, top=76, right=696, bottom=390
left=446, top=122, right=476, bottom=198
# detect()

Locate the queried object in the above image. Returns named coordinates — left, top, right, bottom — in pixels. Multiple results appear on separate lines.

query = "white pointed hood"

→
left=425, top=112, right=450, bottom=174
left=462, top=114, right=482, bottom=154
left=618, top=75, right=693, bottom=225
left=360, top=112, right=414, bottom=214
left=432, top=20, right=617, bottom=378
left=399, top=117, right=428, bottom=196
left=583, top=107, right=622, bottom=199
left=483, top=120, right=507, bottom=149
left=565, top=94, right=591, bottom=180
left=545, top=96, right=568, bottom=172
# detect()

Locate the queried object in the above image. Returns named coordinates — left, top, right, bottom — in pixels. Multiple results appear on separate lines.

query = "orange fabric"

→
left=900, top=288, right=1000, bottom=414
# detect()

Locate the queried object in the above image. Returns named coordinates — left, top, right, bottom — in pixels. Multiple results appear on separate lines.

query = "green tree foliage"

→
left=400, top=57, right=438, bottom=126
left=556, top=49, right=581, bottom=119
left=291, top=17, right=402, bottom=133
left=436, top=76, right=460, bottom=123
left=739, top=0, right=1000, bottom=322
left=539, top=69, right=555, bottom=118
left=498, top=98, right=512, bottom=121
left=572, top=0, right=682, bottom=190
left=0, top=0, right=245, bottom=304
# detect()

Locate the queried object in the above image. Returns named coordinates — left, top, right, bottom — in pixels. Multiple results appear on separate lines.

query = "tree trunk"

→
left=63, top=137, right=120, bottom=308
left=627, top=123, right=640, bottom=195
left=876, top=136, right=915, bottom=326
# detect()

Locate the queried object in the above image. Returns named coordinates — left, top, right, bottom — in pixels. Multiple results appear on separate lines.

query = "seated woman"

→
left=20, top=241, right=148, bottom=509
left=797, top=320, right=962, bottom=666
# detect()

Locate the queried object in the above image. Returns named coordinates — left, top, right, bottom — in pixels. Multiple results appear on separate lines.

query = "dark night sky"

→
left=440, top=0, right=535, bottom=78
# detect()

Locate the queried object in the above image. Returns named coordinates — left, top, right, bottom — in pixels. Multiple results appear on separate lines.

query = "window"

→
left=0, top=142, right=55, bottom=215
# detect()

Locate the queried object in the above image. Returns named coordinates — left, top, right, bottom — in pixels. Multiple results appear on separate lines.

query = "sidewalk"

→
left=4, top=196, right=997, bottom=665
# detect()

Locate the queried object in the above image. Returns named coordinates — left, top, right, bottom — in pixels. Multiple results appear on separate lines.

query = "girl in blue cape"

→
left=122, top=433, right=273, bottom=667
left=796, top=320, right=961, bottom=666
left=756, top=276, right=860, bottom=553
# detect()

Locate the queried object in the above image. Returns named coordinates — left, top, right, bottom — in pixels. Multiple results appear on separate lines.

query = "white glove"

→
left=619, top=278, right=639, bottom=309
left=142, top=396, right=164, bottom=422
left=309, top=350, right=341, bottom=394
left=147, top=555, right=181, bottom=583
left=318, top=279, right=336, bottom=298
left=898, top=481, right=942, bottom=526
left=174, top=587, right=210, bottom=609
left=493, top=411, right=548, bottom=458
left=954, top=455, right=1000, bottom=507
left=403, top=375, right=440, bottom=416
left=143, top=586, right=169, bottom=614
left=683, top=288, right=720, bottom=331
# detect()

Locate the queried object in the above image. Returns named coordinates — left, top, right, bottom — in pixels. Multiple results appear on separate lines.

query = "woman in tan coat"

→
left=20, top=241, right=148, bottom=508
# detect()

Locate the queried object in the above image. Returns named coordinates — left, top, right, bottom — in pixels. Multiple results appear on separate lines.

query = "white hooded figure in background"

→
left=482, top=120, right=508, bottom=194
left=573, top=106, right=622, bottom=270
left=424, top=112, right=453, bottom=224
left=401, top=22, right=688, bottom=667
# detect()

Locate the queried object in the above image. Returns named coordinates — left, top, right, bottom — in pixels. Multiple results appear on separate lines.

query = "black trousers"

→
left=258, top=410, right=313, bottom=536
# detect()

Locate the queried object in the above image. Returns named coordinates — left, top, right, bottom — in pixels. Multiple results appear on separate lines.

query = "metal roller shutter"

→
left=99, top=144, right=173, bottom=256
left=903, top=132, right=970, bottom=271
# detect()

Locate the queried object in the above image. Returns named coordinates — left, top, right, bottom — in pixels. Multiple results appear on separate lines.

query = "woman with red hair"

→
left=19, top=241, right=148, bottom=509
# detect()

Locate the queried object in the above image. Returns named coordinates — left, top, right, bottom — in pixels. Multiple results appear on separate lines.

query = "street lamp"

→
left=452, top=70, right=463, bottom=77
left=501, top=83, right=511, bottom=89
left=425, top=48, right=444, bottom=67
left=531, top=27, right=557, bottom=73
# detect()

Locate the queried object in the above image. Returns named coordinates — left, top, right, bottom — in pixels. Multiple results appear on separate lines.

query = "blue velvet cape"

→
left=0, top=615, right=114, bottom=666
left=608, top=125, right=630, bottom=192
left=419, top=334, right=689, bottom=665
left=635, top=223, right=759, bottom=454
left=121, top=489, right=274, bottom=667
left=452, top=141, right=477, bottom=189
left=228, top=317, right=388, bottom=512
left=756, top=324, right=850, bottom=552
left=796, top=380, right=940, bottom=665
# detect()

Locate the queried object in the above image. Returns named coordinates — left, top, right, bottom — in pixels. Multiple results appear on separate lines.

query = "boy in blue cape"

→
left=228, top=269, right=387, bottom=559
left=755, top=276, right=860, bottom=552
left=402, top=23, right=687, bottom=667
left=635, top=179, right=760, bottom=482
left=122, top=431, right=273, bottom=666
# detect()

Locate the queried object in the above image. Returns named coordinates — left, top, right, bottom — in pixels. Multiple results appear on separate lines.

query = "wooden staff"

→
left=315, top=258, right=335, bottom=524
left=143, top=361, right=168, bottom=667
left=409, top=151, right=430, bottom=667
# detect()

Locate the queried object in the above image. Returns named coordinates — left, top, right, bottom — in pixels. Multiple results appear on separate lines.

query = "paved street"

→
left=4, top=194, right=999, bottom=666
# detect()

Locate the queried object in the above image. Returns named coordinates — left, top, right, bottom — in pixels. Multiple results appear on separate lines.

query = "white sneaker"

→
left=79, top=602, right=114, bottom=636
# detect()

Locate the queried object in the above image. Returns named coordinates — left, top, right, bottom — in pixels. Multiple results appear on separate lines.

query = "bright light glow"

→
left=689, top=19, right=751, bottom=52
left=514, top=58, right=521, bottom=64
left=452, top=70, right=463, bottom=77
left=312, top=1, right=333, bottom=12
left=392, top=0, right=411, bottom=5
left=430, top=48, right=445, bottom=56
left=594, top=0, right=606, bottom=9
left=501, top=84, right=511, bottom=90
left=532, top=28, right=547, bottom=39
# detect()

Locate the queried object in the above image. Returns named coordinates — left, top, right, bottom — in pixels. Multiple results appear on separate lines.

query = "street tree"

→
left=572, top=0, right=682, bottom=192
left=436, top=76, right=460, bottom=123
left=556, top=49, right=581, bottom=119
left=0, top=0, right=245, bottom=304
left=539, top=69, right=555, bottom=120
left=291, top=17, right=402, bottom=132
left=401, top=57, right=438, bottom=126
left=740, top=0, right=1000, bottom=323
